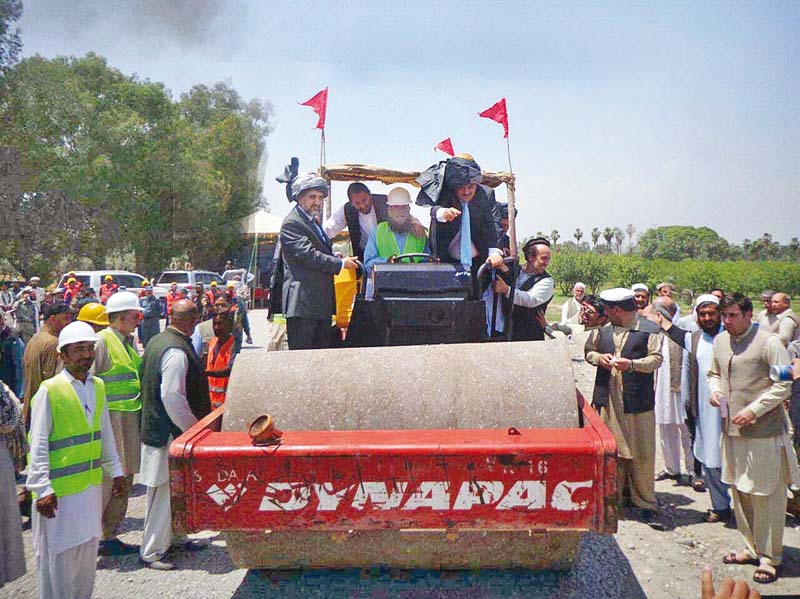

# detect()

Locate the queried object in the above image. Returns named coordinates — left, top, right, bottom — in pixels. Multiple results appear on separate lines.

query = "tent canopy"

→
left=240, top=209, right=283, bottom=236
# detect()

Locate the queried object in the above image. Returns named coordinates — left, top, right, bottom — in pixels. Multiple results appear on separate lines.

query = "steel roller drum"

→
left=223, top=338, right=579, bottom=432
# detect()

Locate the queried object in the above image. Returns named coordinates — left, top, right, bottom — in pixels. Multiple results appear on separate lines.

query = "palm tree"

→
left=591, top=227, right=601, bottom=249
left=550, top=229, right=560, bottom=246
left=613, top=227, right=624, bottom=255
left=602, top=227, right=613, bottom=251
left=625, top=224, right=636, bottom=254
left=574, top=228, right=583, bottom=246
left=742, top=238, right=752, bottom=259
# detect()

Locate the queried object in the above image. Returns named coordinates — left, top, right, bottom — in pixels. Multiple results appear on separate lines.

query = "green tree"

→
left=638, top=225, right=734, bottom=261
left=625, top=223, right=636, bottom=254
left=591, top=227, right=600, bottom=248
left=602, top=226, right=613, bottom=251
left=550, top=248, right=610, bottom=295
left=0, top=0, right=22, bottom=79
left=613, top=227, right=624, bottom=255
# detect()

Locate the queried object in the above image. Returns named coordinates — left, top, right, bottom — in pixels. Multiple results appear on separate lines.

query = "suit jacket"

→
left=428, top=185, right=502, bottom=269
left=279, top=205, right=342, bottom=320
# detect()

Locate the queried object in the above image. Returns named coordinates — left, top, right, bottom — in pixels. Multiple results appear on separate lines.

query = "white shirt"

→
left=26, top=370, right=123, bottom=555
left=139, top=348, right=198, bottom=487
left=506, top=271, right=555, bottom=309
left=323, top=204, right=378, bottom=251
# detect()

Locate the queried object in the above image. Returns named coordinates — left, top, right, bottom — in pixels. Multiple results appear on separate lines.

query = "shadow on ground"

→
left=229, top=533, right=646, bottom=599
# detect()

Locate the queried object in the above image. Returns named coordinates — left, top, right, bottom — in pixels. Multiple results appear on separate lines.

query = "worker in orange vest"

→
left=99, top=275, right=119, bottom=304
left=206, top=308, right=235, bottom=409
left=62, top=278, right=80, bottom=306
left=205, top=280, right=221, bottom=306
left=164, top=282, right=180, bottom=324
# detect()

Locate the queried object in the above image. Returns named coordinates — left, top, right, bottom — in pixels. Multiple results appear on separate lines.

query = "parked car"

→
left=55, top=270, right=147, bottom=294
left=153, top=270, right=224, bottom=300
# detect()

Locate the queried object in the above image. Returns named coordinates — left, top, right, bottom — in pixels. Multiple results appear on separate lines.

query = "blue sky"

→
left=19, top=0, right=800, bottom=243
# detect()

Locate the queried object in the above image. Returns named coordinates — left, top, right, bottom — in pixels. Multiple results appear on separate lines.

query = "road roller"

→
left=169, top=164, right=618, bottom=571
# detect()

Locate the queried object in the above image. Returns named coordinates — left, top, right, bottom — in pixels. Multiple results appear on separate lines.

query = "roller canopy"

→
left=223, top=338, right=579, bottom=432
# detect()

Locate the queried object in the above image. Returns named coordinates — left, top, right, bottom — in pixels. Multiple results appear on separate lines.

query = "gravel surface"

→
left=5, top=310, right=799, bottom=598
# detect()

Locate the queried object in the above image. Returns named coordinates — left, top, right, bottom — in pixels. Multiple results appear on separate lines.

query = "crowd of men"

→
left=0, top=265, right=249, bottom=597
left=578, top=283, right=800, bottom=585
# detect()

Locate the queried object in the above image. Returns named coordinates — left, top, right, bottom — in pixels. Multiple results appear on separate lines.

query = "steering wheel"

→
left=388, top=253, right=439, bottom=264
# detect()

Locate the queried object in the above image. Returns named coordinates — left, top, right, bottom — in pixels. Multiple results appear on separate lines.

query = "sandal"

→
left=722, top=551, right=758, bottom=565
left=692, top=478, right=706, bottom=492
left=753, top=565, right=778, bottom=584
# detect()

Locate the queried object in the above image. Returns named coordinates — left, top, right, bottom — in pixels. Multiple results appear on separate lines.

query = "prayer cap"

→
left=656, top=282, right=673, bottom=291
left=599, top=288, right=635, bottom=304
left=631, top=283, right=648, bottom=292
left=694, top=294, right=720, bottom=308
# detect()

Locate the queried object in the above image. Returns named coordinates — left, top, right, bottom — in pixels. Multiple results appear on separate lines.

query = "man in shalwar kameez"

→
left=585, top=288, right=664, bottom=527
left=658, top=294, right=731, bottom=521
left=26, top=322, right=125, bottom=599
left=707, top=293, right=799, bottom=585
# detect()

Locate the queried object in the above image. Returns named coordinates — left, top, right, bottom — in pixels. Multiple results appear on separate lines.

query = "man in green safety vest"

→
left=26, top=321, right=125, bottom=599
left=363, top=187, right=429, bottom=299
left=90, top=290, right=144, bottom=557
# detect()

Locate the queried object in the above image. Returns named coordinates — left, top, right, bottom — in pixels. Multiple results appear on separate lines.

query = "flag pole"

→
left=505, top=133, right=518, bottom=258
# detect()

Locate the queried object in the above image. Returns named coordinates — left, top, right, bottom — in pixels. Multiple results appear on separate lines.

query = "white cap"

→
left=631, top=283, right=648, bottom=292
left=656, top=282, right=673, bottom=291
left=58, top=321, right=99, bottom=352
left=386, top=187, right=411, bottom=206
left=573, top=282, right=585, bottom=290
left=30, top=276, right=41, bottom=282
left=600, top=288, right=635, bottom=303
left=105, top=291, right=144, bottom=314
left=694, top=293, right=720, bottom=307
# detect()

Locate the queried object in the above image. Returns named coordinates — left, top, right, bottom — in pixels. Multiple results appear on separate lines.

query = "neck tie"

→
left=460, top=201, right=472, bottom=269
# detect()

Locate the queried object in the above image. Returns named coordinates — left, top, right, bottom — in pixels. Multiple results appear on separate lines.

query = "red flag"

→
left=300, top=87, right=328, bottom=130
left=479, top=98, right=509, bottom=138
left=434, top=137, right=455, bottom=156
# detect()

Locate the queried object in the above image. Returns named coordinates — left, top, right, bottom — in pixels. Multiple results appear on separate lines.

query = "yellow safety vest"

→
left=30, top=375, right=105, bottom=498
left=96, top=328, right=142, bottom=412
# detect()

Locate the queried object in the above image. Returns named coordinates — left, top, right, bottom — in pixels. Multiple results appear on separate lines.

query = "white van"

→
left=55, top=270, right=147, bottom=293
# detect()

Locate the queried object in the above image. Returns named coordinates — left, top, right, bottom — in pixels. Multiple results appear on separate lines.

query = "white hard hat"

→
left=105, top=291, right=144, bottom=314
left=58, top=321, right=99, bottom=352
left=386, top=187, right=411, bottom=206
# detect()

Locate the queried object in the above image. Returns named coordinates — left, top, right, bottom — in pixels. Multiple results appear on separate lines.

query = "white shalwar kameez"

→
left=655, top=336, right=693, bottom=475
left=26, top=370, right=123, bottom=599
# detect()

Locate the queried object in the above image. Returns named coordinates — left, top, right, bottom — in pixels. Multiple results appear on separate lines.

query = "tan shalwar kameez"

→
left=586, top=317, right=663, bottom=511
left=91, top=327, right=141, bottom=541
left=707, top=326, right=800, bottom=568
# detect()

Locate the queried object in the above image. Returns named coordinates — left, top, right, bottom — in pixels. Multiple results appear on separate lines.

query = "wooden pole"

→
left=321, top=128, right=331, bottom=219
left=505, top=136, right=517, bottom=258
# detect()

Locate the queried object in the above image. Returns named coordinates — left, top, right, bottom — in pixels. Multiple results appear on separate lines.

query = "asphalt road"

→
left=4, top=309, right=799, bottom=598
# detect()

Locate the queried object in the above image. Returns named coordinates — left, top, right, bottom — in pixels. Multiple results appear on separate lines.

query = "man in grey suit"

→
left=280, top=173, right=359, bottom=350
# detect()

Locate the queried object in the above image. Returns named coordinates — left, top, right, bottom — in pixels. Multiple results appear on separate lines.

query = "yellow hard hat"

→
left=104, top=275, right=114, bottom=281
left=141, top=279, right=150, bottom=287
left=210, top=281, right=218, bottom=287
left=67, top=277, right=77, bottom=284
left=77, top=302, right=110, bottom=326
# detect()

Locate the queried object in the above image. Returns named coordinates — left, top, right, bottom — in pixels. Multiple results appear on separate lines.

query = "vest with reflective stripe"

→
left=97, top=328, right=142, bottom=412
left=375, top=222, right=426, bottom=259
left=206, top=335, right=234, bottom=409
left=34, top=375, right=105, bottom=498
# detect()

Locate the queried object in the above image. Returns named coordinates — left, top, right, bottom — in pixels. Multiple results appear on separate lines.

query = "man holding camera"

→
left=707, top=293, right=798, bottom=584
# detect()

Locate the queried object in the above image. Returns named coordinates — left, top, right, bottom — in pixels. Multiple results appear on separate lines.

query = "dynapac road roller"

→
left=169, top=164, right=618, bottom=571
